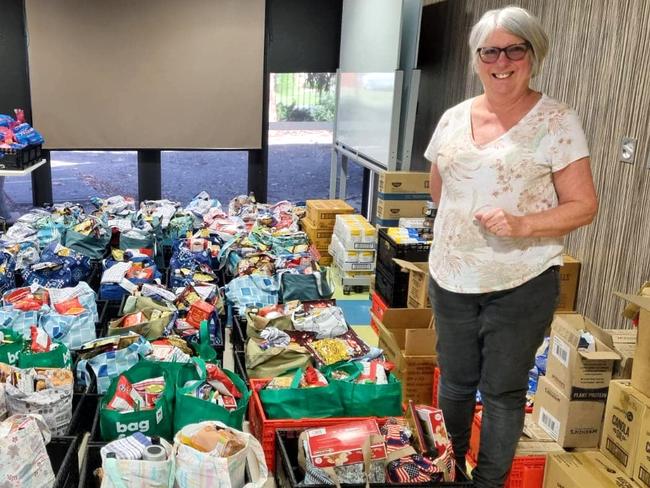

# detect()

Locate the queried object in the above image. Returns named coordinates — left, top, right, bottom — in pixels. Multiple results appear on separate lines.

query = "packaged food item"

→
left=122, top=312, right=145, bottom=328
left=30, top=326, right=52, bottom=353
left=178, top=423, right=245, bottom=456
left=53, top=296, right=85, bottom=315
left=266, top=377, right=293, bottom=390
left=107, top=376, right=145, bottom=412
left=186, top=301, right=215, bottom=328
left=300, top=367, right=328, bottom=388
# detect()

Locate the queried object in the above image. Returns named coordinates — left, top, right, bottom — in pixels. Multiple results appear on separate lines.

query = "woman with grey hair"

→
left=425, top=6, right=597, bottom=487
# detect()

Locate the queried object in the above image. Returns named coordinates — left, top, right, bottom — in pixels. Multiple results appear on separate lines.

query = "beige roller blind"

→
left=25, top=0, right=265, bottom=149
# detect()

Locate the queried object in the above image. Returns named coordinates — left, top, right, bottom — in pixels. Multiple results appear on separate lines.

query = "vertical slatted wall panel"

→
left=431, top=0, right=650, bottom=327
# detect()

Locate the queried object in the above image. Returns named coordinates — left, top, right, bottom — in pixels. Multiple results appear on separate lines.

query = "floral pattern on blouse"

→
left=424, top=94, right=590, bottom=293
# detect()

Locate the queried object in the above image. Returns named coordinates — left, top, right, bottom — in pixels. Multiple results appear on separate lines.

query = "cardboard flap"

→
left=584, top=318, right=614, bottom=348
left=404, top=328, right=436, bottom=355
left=577, top=349, right=620, bottom=361
left=392, top=259, right=428, bottom=275
left=614, top=292, right=650, bottom=311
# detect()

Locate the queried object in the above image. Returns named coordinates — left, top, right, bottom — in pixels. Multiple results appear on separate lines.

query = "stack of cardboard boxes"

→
left=328, top=214, right=377, bottom=275
left=533, top=313, right=620, bottom=448
left=542, top=290, right=650, bottom=487
left=376, top=171, right=431, bottom=227
left=302, top=199, right=354, bottom=266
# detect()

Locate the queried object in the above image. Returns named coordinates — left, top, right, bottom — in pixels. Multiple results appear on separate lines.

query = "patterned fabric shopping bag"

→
left=0, top=414, right=55, bottom=488
left=76, top=333, right=152, bottom=394
left=173, top=420, right=268, bottom=488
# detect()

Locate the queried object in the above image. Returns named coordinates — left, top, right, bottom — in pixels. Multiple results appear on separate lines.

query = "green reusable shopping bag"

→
left=18, top=342, right=72, bottom=369
left=191, top=320, right=217, bottom=362
left=258, top=368, right=345, bottom=419
left=173, top=359, right=250, bottom=432
left=64, top=228, right=111, bottom=260
left=108, top=308, right=174, bottom=340
left=0, top=328, right=23, bottom=366
left=100, top=360, right=175, bottom=441
left=322, top=361, right=403, bottom=417
left=278, top=268, right=334, bottom=302
left=245, top=339, right=312, bottom=379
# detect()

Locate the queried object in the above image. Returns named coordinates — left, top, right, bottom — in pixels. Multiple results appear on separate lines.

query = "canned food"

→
left=144, top=384, right=164, bottom=407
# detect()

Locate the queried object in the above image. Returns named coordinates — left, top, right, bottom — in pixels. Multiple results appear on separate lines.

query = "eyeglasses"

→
left=476, top=42, right=531, bottom=63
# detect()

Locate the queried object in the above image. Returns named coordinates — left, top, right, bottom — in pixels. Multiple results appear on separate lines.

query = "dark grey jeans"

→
left=429, top=266, right=559, bottom=488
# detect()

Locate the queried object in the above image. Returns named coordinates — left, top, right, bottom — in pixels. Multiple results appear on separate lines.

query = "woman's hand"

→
left=474, top=207, right=532, bottom=237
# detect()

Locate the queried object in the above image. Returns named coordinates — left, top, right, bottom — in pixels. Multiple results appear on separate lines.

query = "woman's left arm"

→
left=476, top=157, right=598, bottom=237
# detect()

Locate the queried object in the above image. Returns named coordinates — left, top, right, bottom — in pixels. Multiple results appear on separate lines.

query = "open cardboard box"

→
left=371, top=308, right=436, bottom=404
left=547, top=313, right=620, bottom=401
left=392, top=259, right=430, bottom=308
left=615, top=292, right=650, bottom=398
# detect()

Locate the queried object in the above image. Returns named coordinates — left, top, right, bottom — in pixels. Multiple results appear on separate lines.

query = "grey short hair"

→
left=469, top=6, right=549, bottom=77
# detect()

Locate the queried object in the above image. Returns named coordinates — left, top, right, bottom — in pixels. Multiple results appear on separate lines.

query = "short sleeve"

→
left=550, top=109, right=590, bottom=172
left=424, top=110, right=451, bottom=163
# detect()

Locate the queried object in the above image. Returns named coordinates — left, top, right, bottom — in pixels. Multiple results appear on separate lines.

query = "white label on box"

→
left=552, top=336, right=571, bottom=368
left=539, top=407, right=560, bottom=441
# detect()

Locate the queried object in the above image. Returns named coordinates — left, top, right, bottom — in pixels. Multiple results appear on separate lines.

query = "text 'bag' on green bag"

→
left=100, top=361, right=175, bottom=441
left=322, top=361, right=403, bottom=417
left=258, top=368, right=344, bottom=419
left=173, top=360, right=250, bottom=432
left=279, top=269, right=334, bottom=302
left=18, top=342, right=72, bottom=369
left=0, top=328, right=23, bottom=366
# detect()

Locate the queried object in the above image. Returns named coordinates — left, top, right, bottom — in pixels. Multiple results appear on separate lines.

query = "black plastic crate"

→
left=47, top=435, right=81, bottom=488
left=275, top=430, right=472, bottom=488
left=234, top=347, right=248, bottom=385
left=232, top=313, right=247, bottom=351
left=68, top=393, right=101, bottom=436
left=374, top=262, right=410, bottom=308
left=80, top=440, right=254, bottom=487
left=376, top=227, right=430, bottom=278
left=79, top=442, right=104, bottom=488
left=0, top=143, right=42, bottom=169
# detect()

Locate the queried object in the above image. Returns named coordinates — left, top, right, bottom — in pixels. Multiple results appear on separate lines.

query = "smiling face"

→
left=476, top=28, right=533, bottom=99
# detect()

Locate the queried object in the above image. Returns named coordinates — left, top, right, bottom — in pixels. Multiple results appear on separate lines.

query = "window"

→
left=267, top=73, right=335, bottom=204
left=51, top=151, right=138, bottom=208
left=161, top=151, right=248, bottom=206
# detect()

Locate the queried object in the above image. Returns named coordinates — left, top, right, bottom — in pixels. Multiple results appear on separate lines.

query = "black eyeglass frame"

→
left=476, top=42, right=532, bottom=63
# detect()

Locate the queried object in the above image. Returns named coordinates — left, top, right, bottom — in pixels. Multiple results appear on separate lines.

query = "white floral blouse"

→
left=424, top=94, right=589, bottom=293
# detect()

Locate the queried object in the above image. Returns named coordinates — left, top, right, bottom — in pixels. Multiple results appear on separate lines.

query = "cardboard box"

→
left=634, top=404, right=650, bottom=487
left=372, top=308, right=436, bottom=404
left=544, top=451, right=640, bottom=488
left=305, top=199, right=354, bottom=229
left=586, top=320, right=637, bottom=379
left=377, top=171, right=430, bottom=195
left=546, top=313, right=619, bottom=401
left=600, top=380, right=650, bottom=476
left=376, top=199, right=429, bottom=221
left=306, top=420, right=387, bottom=468
left=557, top=255, right=581, bottom=311
left=301, top=217, right=333, bottom=250
left=615, top=292, right=650, bottom=398
left=533, top=376, right=605, bottom=448
left=392, top=259, right=430, bottom=308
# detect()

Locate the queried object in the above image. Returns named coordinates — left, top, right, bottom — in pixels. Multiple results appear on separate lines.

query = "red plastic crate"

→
left=370, top=290, right=389, bottom=322
left=467, top=411, right=547, bottom=488
left=369, top=315, right=379, bottom=335
left=248, top=378, right=389, bottom=472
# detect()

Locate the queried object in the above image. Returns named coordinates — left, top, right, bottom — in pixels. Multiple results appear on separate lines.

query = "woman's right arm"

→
left=429, top=163, right=442, bottom=205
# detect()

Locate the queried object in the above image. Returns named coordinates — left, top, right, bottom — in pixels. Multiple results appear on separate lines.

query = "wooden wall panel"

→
left=427, top=0, right=650, bottom=328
